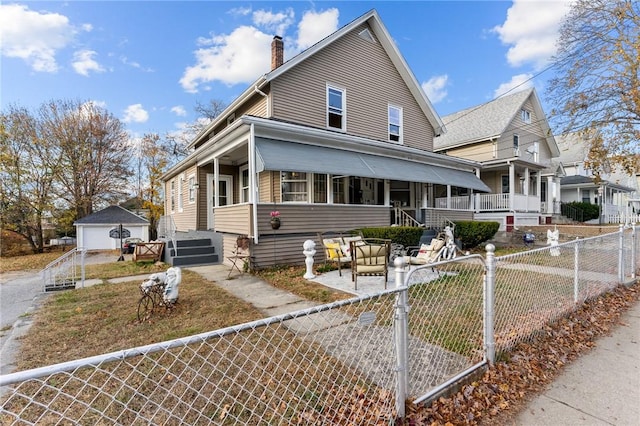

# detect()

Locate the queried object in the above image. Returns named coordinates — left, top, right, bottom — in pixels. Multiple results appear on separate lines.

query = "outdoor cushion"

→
left=324, top=242, right=342, bottom=259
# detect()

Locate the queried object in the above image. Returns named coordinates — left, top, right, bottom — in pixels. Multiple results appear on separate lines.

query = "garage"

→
left=74, top=206, right=150, bottom=251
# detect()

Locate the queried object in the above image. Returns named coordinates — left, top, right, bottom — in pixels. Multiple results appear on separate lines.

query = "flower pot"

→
left=270, top=218, right=281, bottom=230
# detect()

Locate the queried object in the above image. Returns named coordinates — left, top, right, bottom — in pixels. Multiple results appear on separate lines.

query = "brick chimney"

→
left=271, top=35, right=284, bottom=70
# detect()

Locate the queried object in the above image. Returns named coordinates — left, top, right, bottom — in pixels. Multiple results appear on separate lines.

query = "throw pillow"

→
left=325, top=242, right=341, bottom=259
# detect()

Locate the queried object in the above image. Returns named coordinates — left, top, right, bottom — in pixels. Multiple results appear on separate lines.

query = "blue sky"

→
left=1, top=1, right=572, bottom=143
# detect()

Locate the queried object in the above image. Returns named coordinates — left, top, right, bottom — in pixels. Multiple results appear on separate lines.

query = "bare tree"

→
left=0, top=105, right=58, bottom=252
left=38, top=99, right=133, bottom=219
left=546, top=0, right=640, bottom=177
left=164, top=99, right=227, bottom=164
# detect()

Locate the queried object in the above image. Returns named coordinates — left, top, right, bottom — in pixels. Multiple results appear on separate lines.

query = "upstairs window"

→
left=521, top=109, right=531, bottom=123
left=513, top=134, right=520, bottom=156
left=327, top=85, right=346, bottom=131
left=388, top=105, right=402, bottom=143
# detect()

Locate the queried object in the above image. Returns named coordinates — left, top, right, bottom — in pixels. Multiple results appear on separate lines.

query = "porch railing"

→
left=434, top=196, right=471, bottom=210
left=393, top=206, right=422, bottom=227
left=476, top=193, right=540, bottom=212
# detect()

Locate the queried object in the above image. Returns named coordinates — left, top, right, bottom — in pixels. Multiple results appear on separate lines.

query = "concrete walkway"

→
left=512, top=298, right=640, bottom=426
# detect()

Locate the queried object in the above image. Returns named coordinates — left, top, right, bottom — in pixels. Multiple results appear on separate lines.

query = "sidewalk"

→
left=513, top=298, right=640, bottom=425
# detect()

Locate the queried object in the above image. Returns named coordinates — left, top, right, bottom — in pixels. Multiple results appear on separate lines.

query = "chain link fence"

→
left=1, top=226, right=637, bottom=424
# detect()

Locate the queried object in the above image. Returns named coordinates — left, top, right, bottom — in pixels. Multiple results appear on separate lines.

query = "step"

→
left=171, top=253, right=219, bottom=267
left=167, top=238, right=213, bottom=249
left=170, top=246, right=216, bottom=257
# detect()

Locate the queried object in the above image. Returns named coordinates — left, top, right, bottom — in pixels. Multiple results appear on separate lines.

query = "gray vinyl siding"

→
left=271, top=23, right=434, bottom=151
left=497, top=97, right=547, bottom=160
left=258, top=171, right=281, bottom=203
left=194, top=91, right=269, bottom=150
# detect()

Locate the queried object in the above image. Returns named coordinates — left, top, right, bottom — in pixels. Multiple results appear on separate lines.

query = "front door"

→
left=207, top=174, right=233, bottom=229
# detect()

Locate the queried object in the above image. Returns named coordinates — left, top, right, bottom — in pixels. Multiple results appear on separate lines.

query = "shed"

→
left=74, top=206, right=150, bottom=251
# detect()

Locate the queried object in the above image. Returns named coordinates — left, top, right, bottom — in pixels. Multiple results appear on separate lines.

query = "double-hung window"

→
left=178, top=175, right=184, bottom=212
left=513, top=134, right=520, bottom=156
left=188, top=176, right=196, bottom=203
left=521, top=109, right=531, bottom=123
left=281, top=172, right=308, bottom=202
left=327, top=85, right=346, bottom=131
left=388, top=105, right=402, bottom=143
left=170, top=180, right=175, bottom=213
left=240, top=166, right=250, bottom=203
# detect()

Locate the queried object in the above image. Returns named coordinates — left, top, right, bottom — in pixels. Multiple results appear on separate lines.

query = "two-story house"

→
left=433, top=88, right=561, bottom=231
left=554, top=132, right=638, bottom=224
left=160, top=9, right=490, bottom=268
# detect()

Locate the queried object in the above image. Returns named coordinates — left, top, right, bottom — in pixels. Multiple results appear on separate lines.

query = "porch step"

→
left=171, top=253, right=219, bottom=267
left=166, top=237, right=220, bottom=267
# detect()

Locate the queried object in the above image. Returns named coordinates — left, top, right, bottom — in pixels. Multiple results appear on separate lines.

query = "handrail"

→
left=41, top=247, right=86, bottom=292
left=158, top=215, right=178, bottom=256
left=393, top=207, right=423, bottom=227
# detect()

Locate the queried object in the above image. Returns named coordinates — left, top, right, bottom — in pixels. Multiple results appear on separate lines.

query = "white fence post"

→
left=618, top=224, right=624, bottom=283
left=394, top=257, right=408, bottom=419
left=484, top=244, right=496, bottom=365
left=574, top=238, right=580, bottom=303
left=632, top=223, right=637, bottom=280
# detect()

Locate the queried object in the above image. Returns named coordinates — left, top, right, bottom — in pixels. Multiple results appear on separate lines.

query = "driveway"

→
left=0, top=251, right=120, bottom=375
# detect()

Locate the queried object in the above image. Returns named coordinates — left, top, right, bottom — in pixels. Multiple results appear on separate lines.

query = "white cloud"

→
left=171, top=106, right=187, bottom=117
left=296, top=9, right=339, bottom=51
left=421, top=75, right=449, bottom=104
left=0, top=4, right=78, bottom=72
left=493, top=73, right=534, bottom=98
left=493, top=0, right=572, bottom=70
left=72, top=49, right=105, bottom=76
left=180, top=25, right=273, bottom=92
left=180, top=7, right=340, bottom=93
left=123, top=104, right=149, bottom=123
left=252, top=8, right=295, bottom=36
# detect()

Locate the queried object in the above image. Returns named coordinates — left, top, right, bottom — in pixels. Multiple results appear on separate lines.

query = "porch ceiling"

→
left=255, top=138, right=491, bottom=192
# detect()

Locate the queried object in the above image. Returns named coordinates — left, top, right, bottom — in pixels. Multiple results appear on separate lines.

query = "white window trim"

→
left=177, top=174, right=184, bottom=212
left=326, top=84, right=346, bottom=132
left=170, top=179, right=176, bottom=213
left=240, top=165, right=250, bottom=203
left=521, top=109, right=531, bottom=124
left=188, top=174, right=196, bottom=204
left=280, top=171, right=310, bottom=203
left=513, top=134, right=520, bottom=156
left=388, top=104, right=403, bottom=143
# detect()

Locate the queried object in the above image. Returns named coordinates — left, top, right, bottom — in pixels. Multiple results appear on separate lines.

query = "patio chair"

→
left=350, top=238, right=391, bottom=290
left=403, top=238, right=447, bottom=265
left=317, top=231, right=364, bottom=276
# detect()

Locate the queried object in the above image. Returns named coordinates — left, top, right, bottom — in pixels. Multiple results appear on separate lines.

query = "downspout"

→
left=249, top=123, right=259, bottom=244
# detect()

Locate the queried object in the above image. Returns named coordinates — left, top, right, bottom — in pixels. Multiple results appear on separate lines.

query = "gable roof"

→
left=189, top=9, right=444, bottom=148
left=434, top=88, right=559, bottom=156
left=74, top=205, right=149, bottom=225
left=555, top=132, right=589, bottom=164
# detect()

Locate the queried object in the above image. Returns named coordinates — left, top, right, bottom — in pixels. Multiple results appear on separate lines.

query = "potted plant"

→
left=270, top=211, right=281, bottom=229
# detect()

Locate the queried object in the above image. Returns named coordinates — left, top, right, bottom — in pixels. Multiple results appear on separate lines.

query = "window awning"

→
left=255, top=138, right=490, bottom=192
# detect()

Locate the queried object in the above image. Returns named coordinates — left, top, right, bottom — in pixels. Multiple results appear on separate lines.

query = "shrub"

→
left=563, top=201, right=600, bottom=221
left=358, top=226, right=424, bottom=247
left=453, top=221, right=500, bottom=249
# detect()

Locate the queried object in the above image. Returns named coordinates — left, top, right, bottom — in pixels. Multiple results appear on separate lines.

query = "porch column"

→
left=384, top=179, right=390, bottom=206
left=546, top=176, right=553, bottom=214
left=421, top=184, right=428, bottom=209
left=475, top=169, right=481, bottom=213
left=509, top=163, right=515, bottom=211
left=446, top=185, right=451, bottom=209
left=523, top=168, right=530, bottom=196
left=428, top=183, right=434, bottom=208
left=214, top=158, right=220, bottom=207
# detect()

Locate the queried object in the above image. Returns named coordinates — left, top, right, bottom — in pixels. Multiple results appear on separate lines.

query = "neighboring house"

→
left=74, top=206, right=150, bottom=251
left=433, top=88, right=561, bottom=231
left=161, top=9, right=490, bottom=268
left=554, top=132, right=639, bottom=223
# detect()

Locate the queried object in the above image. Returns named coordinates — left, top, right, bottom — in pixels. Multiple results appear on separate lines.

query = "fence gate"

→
left=401, top=255, right=488, bottom=405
